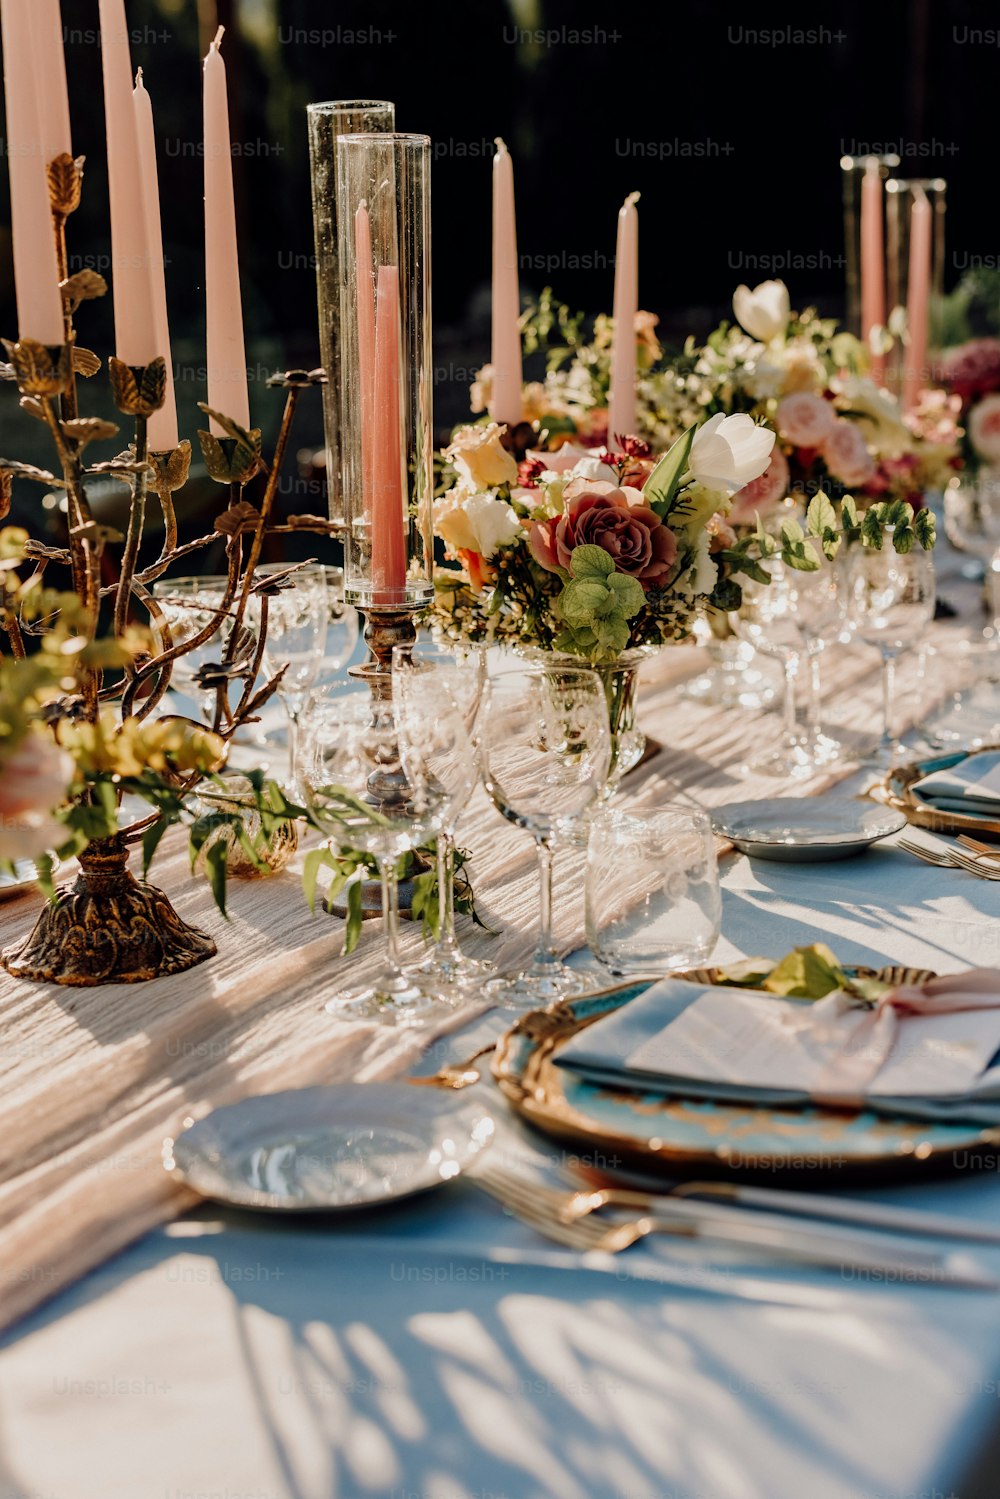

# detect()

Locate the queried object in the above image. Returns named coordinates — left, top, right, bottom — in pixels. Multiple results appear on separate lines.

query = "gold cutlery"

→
left=898, top=839, right=1000, bottom=879
left=471, top=1163, right=997, bottom=1287
left=408, top=1040, right=497, bottom=1090
left=564, top=1176, right=1000, bottom=1246
left=958, top=835, right=1000, bottom=861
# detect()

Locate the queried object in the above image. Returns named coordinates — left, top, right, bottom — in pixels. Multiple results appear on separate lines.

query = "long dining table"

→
left=3, top=539, right=1000, bottom=1499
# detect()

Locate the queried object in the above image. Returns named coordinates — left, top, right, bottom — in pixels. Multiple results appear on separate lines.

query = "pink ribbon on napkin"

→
left=811, top=968, right=1000, bottom=1110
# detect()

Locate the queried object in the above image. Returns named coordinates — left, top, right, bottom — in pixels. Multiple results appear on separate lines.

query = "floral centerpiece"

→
left=428, top=413, right=934, bottom=784
left=675, top=280, right=962, bottom=514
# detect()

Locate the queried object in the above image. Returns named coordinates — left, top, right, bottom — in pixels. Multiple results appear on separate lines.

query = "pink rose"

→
left=969, top=393, right=1000, bottom=465
left=728, top=447, right=790, bottom=526
left=776, top=392, right=837, bottom=447
left=529, top=479, right=677, bottom=589
left=821, top=418, right=877, bottom=487
left=0, top=731, right=73, bottom=863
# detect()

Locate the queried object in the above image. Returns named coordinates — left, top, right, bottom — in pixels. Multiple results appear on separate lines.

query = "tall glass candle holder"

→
left=336, top=132, right=433, bottom=615
left=308, top=100, right=395, bottom=524
left=885, top=175, right=947, bottom=399
left=840, top=152, right=899, bottom=336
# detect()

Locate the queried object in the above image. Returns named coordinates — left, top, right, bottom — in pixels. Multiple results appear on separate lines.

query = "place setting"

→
left=8, top=8, right=1000, bottom=1499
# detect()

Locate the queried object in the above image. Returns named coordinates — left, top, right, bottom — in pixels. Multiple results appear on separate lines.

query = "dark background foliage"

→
left=0, top=0, right=993, bottom=537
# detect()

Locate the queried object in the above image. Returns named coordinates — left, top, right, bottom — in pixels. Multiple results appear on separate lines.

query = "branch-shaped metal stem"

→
left=114, top=414, right=150, bottom=644
left=39, top=393, right=99, bottom=719
left=222, top=385, right=302, bottom=675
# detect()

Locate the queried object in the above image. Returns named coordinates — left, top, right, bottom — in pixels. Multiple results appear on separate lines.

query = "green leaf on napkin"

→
left=762, top=942, right=849, bottom=1000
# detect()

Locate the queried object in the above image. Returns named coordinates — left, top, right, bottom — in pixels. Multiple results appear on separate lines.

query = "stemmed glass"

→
left=843, top=543, right=936, bottom=767
left=316, top=565, right=360, bottom=687
left=479, top=665, right=611, bottom=1009
left=943, top=477, right=1000, bottom=594
left=392, top=638, right=489, bottom=991
left=256, top=563, right=328, bottom=793
left=151, top=574, right=242, bottom=724
left=730, top=552, right=850, bottom=779
left=305, top=692, right=477, bottom=1024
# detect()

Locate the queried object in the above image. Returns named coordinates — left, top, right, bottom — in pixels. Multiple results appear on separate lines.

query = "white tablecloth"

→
left=3, top=543, right=1000, bottom=1499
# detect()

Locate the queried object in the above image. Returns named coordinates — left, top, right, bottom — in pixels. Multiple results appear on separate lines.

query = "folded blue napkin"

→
left=554, top=977, right=1000, bottom=1124
left=911, top=751, right=1000, bottom=817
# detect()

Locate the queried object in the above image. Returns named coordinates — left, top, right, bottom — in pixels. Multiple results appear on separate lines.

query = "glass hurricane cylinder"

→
left=307, top=100, right=395, bottom=524
left=840, top=152, right=899, bottom=338
left=885, top=175, right=947, bottom=398
left=336, top=132, right=433, bottom=609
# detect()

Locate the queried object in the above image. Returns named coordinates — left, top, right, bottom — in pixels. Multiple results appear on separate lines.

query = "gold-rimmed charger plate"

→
left=492, top=967, right=1000, bottom=1180
left=880, top=746, right=1000, bottom=840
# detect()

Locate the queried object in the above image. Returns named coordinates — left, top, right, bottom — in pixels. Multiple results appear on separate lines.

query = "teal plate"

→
left=493, top=970, right=1000, bottom=1180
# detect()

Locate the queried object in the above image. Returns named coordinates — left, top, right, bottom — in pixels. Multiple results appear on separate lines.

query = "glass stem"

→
left=378, top=856, right=403, bottom=979
left=436, top=832, right=460, bottom=957
left=807, top=654, right=822, bottom=744
left=989, top=555, right=1000, bottom=637
left=533, top=836, right=557, bottom=969
left=287, top=706, right=301, bottom=790
left=880, top=651, right=897, bottom=758
left=782, top=654, right=800, bottom=744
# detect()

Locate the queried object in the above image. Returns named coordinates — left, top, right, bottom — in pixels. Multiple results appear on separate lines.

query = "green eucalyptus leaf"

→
left=343, top=878, right=364, bottom=954
left=643, top=424, right=696, bottom=518
left=203, top=839, right=229, bottom=919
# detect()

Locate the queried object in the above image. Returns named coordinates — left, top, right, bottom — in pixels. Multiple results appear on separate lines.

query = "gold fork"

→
left=958, top=835, right=1000, bottom=861
left=470, top=1163, right=993, bottom=1284
left=898, top=839, right=998, bottom=879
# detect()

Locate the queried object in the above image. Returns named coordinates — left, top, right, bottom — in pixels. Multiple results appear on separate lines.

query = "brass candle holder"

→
left=0, top=152, right=344, bottom=986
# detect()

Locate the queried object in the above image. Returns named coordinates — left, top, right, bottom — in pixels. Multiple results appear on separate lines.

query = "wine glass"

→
left=843, top=543, right=936, bottom=767
left=151, top=574, right=237, bottom=724
left=943, top=476, right=1000, bottom=591
left=317, top=565, right=360, bottom=684
left=304, top=692, right=475, bottom=1024
left=479, top=665, right=611, bottom=1009
left=256, top=563, right=328, bottom=792
left=392, top=637, right=489, bottom=991
left=730, top=552, right=850, bottom=779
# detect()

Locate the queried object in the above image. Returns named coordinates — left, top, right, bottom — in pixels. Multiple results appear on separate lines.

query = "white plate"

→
left=164, top=1083, right=495, bottom=1212
left=710, top=798, right=907, bottom=862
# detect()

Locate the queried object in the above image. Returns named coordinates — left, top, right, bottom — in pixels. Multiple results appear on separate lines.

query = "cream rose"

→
left=445, top=422, right=519, bottom=490
left=435, top=488, right=521, bottom=559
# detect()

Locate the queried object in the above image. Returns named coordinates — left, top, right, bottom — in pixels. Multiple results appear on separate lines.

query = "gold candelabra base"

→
left=1, top=839, right=216, bottom=987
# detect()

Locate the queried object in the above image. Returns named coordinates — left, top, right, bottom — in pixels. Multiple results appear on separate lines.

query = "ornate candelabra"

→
left=0, top=155, right=340, bottom=986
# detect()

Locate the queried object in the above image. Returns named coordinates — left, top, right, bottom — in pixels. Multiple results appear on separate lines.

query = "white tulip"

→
left=732, top=280, right=790, bottom=343
left=689, top=413, right=775, bottom=492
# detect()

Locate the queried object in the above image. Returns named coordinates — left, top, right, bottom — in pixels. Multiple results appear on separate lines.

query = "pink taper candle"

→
left=99, top=0, right=158, bottom=365
left=203, top=27, right=250, bottom=433
left=30, top=0, right=72, bottom=169
left=904, top=188, right=932, bottom=413
left=371, top=266, right=408, bottom=598
left=133, top=70, right=178, bottom=450
left=860, top=158, right=886, bottom=387
left=0, top=0, right=64, bottom=342
left=490, top=138, right=523, bottom=429
left=608, top=190, right=640, bottom=451
left=355, top=201, right=376, bottom=517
